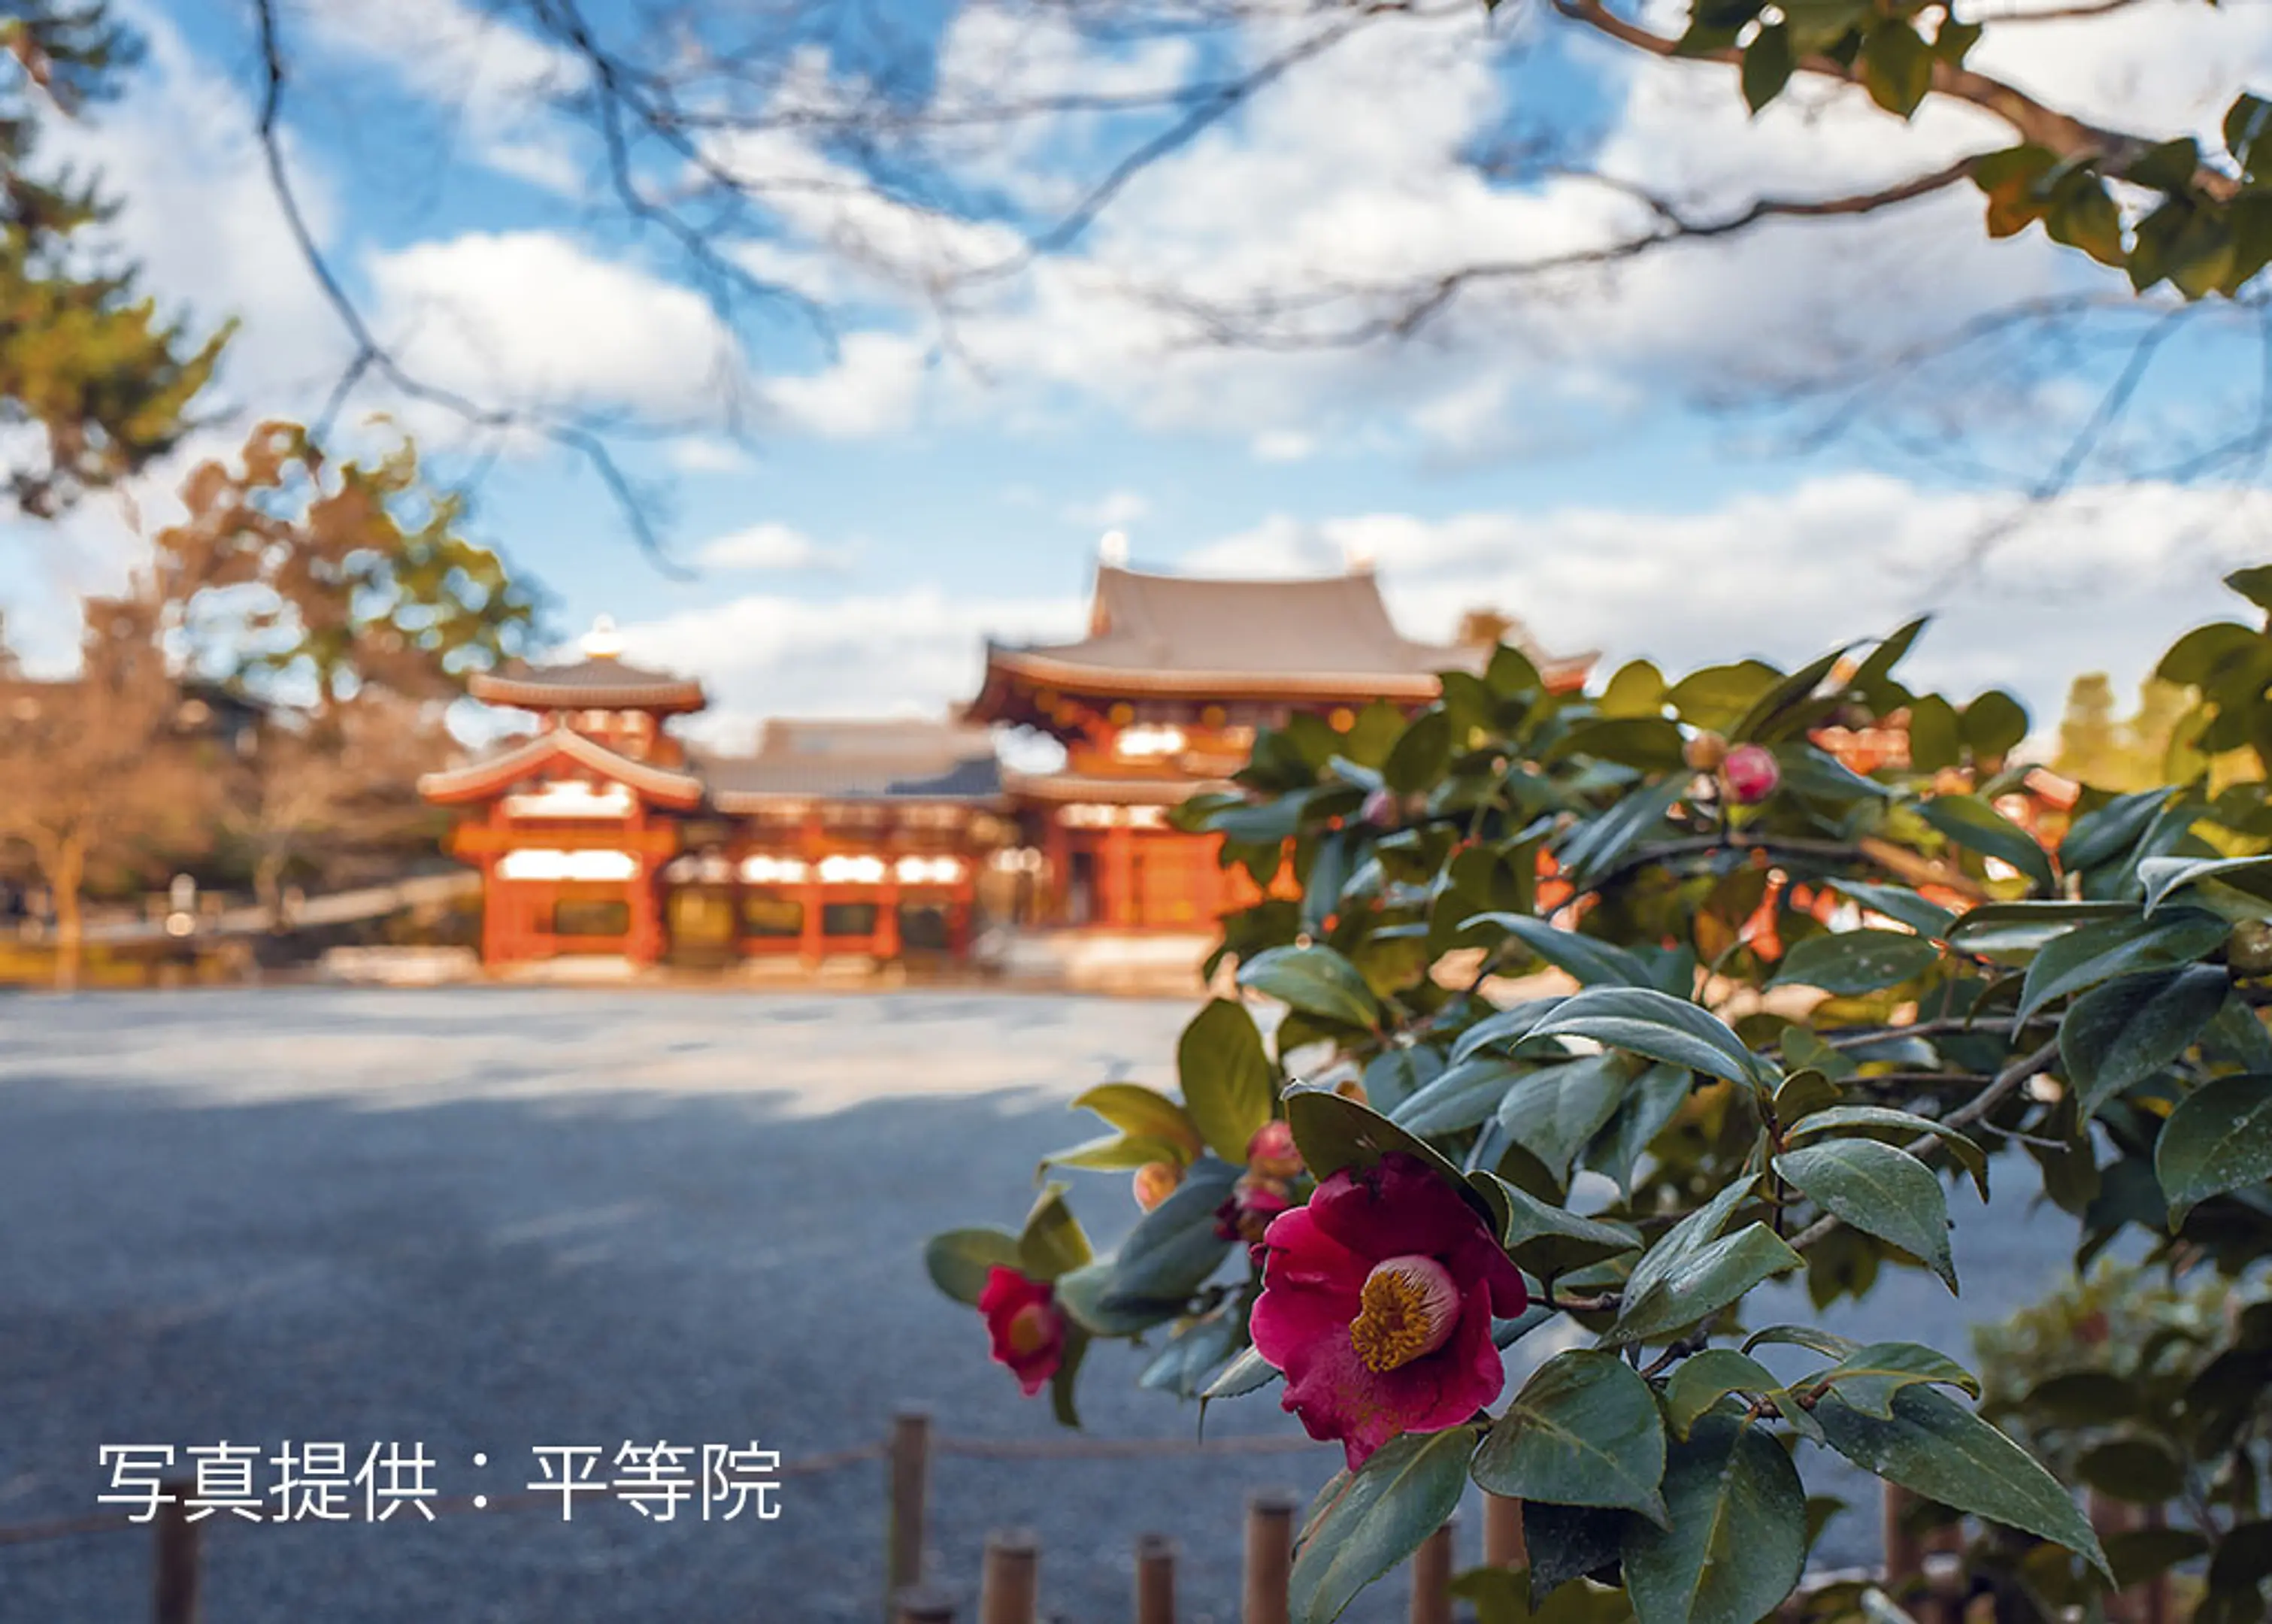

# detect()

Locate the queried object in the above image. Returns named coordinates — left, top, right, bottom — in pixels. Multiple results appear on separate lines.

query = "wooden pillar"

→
left=980, top=1529, right=1039, bottom=1624
left=886, top=1410, right=933, bottom=1611
left=1883, top=1484, right=1922, bottom=1591
left=1410, top=1520, right=1455, bottom=1624
left=1483, top=1495, right=1526, bottom=1571
left=1243, top=1493, right=1295, bottom=1624
left=1134, top=1534, right=1176, bottom=1624
left=154, top=1480, right=198, bottom=1624
left=800, top=809, right=826, bottom=968
left=479, top=856, right=504, bottom=968
left=894, top=1587, right=956, bottom=1624
left=1104, top=821, right=1134, bottom=928
left=877, top=880, right=902, bottom=960
left=1044, top=815, right=1071, bottom=926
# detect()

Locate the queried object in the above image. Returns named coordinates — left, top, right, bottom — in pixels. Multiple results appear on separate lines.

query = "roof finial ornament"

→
left=1098, top=529, right=1130, bottom=568
left=581, top=614, right=625, bottom=659
left=1344, top=538, right=1376, bottom=574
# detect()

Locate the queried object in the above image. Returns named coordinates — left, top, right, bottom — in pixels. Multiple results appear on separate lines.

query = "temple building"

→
left=420, top=562, right=1592, bottom=974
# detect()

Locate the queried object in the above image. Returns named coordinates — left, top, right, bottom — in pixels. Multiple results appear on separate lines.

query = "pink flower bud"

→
left=1722, top=744, right=1780, bottom=806
left=1361, top=786, right=1401, bottom=829
left=1247, top=1120, right=1303, bottom=1180
left=1132, top=1161, right=1182, bottom=1213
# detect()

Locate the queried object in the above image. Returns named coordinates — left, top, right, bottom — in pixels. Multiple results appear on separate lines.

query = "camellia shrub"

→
left=928, top=570, right=2272, bottom=1624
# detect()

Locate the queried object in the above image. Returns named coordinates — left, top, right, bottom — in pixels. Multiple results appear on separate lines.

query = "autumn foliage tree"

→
left=932, top=571, right=2272, bottom=1624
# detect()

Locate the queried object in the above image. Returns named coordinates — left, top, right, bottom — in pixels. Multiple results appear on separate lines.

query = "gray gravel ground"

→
left=0, top=989, right=2084, bottom=1622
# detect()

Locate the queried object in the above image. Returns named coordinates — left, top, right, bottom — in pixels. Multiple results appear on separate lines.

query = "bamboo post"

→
left=1483, top=1494, right=1527, bottom=1571
left=1922, top=1552, right=1966, bottom=1624
left=153, top=1482, right=198, bottom=1624
left=980, top=1529, right=1040, bottom=1624
left=1882, top=1484, right=1922, bottom=1592
left=1244, top=1492, right=1295, bottom=1624
left=1134, top=1533, right=1177, bottom=1624
left=895, top=1583, right=957, bottom=1624
left=886, top=1410, right=935, bottom=1613
left=1410, top=1518, right=1456, bottom=1624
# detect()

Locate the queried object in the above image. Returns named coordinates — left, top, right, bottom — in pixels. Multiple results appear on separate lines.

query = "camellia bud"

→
left=1247, top=1119, right=1303, bottom=1180
left=1721, top=744, right=1780, bottom=806
left=2229, top=920, right=2272, bottom=976
left=1132, top=1161, right=1183, bottom=1212
left=1361, top=786, right=1401, bottom=829
left=1683, top=730, right=1729, bottom=772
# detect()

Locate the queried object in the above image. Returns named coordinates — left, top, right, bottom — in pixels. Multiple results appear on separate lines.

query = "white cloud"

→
left=1182, top=476, right=2272, bottom=732
left=665, top=436, right=753, bottom=474
left=1063, top=489, right=1150, bottom=529
left=694, top=522, right=848, bottom=572
left=763, top=331, right=931, bottom=439
left=1252, top=430, right=1316, bottom=464
left=366, top=231, right=745, bottom=423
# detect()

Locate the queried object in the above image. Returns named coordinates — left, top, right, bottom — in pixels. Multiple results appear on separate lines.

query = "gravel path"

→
left=0, top=989, right=2084, bottom=1622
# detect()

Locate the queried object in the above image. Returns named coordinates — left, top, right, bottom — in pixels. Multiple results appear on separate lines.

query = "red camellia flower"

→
left=1250, top=1154, right=1527, bottom=1468
left=1722, top=744, right=1780, bottom=805
left=977, top=1265, right=1068, bottom=1396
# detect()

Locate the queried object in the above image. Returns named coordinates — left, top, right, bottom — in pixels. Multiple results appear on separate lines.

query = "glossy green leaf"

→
left=1918, top=794, right=2056, bottom=895
left=1500, top=1053, right=1636, bottom=1180
left=1363, top=1044, right=1446, bottom=1115
left=1587, top=1064, right=1694, bottom=1195
left=1612, top=1222, right=1802, bottom=1347
left=1742, top=1324, right=1859, bottom=1359
left=1474, top=1171, right=1645, bottom=1276
left=1621, top=1413, right=1807, bottom=1624
left=1037, top=1132, right=1186, bottom=1174
left=1803, top=1341, right=1980, bottom=1418
left=1177, top=998, right=1277, bottom=1163
left=2157, top=1073, right=2272, bottom=1224
left=2140, top=853, right=2272, bottom=917
left=1961, top=690, right=2030, bottom=762
left=1551, top=717, right=1691, bottom=773
left=1104, top=1156, right=1240, bottom=1304
left=1477, top=1350, right=1670, bottom=1523
left=1662, top=1348, right=1785, bottom=1441
left=2016, top=909, right=2229, bottom=1026
left=1861, top=19, right=1931, bottom=116
left=922, top=1226, right=1022, bottom=1306
left=1017, top=1183, right=1093, bottom=1280
left=1943, top=899, right=2137, bottom=962
left=1774, top=1139, right=1956, bottom=1291
left=1239, top=944, right=1382, bottom=1029
left=1291, top=1425, right=1480, bottom=1624
left=1383, top=709, right=1454, bottom=795
left=1050, top=1323, right=1089, bottom=1427
left=1451, top=997, right=1568, bottom=1065
left=2060, top=789, right=2176, bottom=874
left=1393, top=1056, right=1527, bottom=1135
left=1528, top=986, right=1771, bottom=1089
left=2074, top=1438, right=2186, bottom=1504
left=1783, top=1105, right=1989, bottom=1199
left=1470, top=912, right=1657, bottom=988
left=1741, top=21, right=1793, bottom=111
left=1771, top=1067, right=1842, bottom=1125
left=1907, top=694, right=1962, bottom=773
left=1771, top=930, right=1941, bottom=995
left=1828, top=880, right=1956, bottom=941
left=1285, top=1087, right=1484, bottom=1216
left=1812, top=1386, right=2110, bottom=1578
left=1731, top=647, right=1848, bottom=744
left=1201, top=1343, right=1280, bottom=1401
left=2060, top=964, right=2229, bottom=1118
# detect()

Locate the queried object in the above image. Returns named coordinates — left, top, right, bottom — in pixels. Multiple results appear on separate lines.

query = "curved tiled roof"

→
left=699, top=718, right=1003, bottom=810
left=469, top=656, right=706, bottom=714
left=417, top=729, right=706, bottom=808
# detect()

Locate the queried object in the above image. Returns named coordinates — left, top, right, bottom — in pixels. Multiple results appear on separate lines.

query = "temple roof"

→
left=970, top=565, right=1590, bottom=718
left=417, top=728, right=707, bottom=808
left=698, top=718, right=1004, bottom=810
left=468, top=655, right=707, bottom=714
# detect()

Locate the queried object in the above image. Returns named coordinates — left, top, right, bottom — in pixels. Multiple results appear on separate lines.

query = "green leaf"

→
left=1771, top=1068, right=1842, bottom=1126
left=1601, top=659, right=1669, bottom=719
left=1906, top=693, right=1963, bottom=771
left=1812, top=1386, right=2110, bottom=1578
left=1018, top=1183, right=1093, bottom=1280
left=1072, top=1082, right=1204, bottom=1155
left=1559, top=775, right=1689, bottom=888
left=1395, top=1057, right=1528, bottom=1135
left=1742, top=1324, right=1859, bottom=1359
left=1285, top=1087, right=1483, bottom=1214
left=1201, top=1343, right=1280, bottom=1401
left=2157, top=1073, right=2272, bottom=1223
left=1451, top=998, right=1569, bottom=1065
left=1943, top=899, right=2136, bottom=962
left=1662, top=1348, right=1786, bottom=1441
left=1620, top=1413, right=1807, bottom=1624
left=1611, top=1222, right=1802, bottom=1346
left=1522, top=1503, right=1636, bottom=1608
left=1827, top=880, right=1956, bottom=941
left=922, top=1226, right=1022, bottom=1306
left=2140, top=853, right=2272, bottom=917
left=1731, top=647, right=1849, bottom=744
left=1770, top=929, right=1941, bottom=995
left=1476, top=1350, right=1671, bottom=1525
left=1666, top=661, right=1780, bottom=732
left=1784, top=1105, right=1989, bottom=1199
left=2060, top=965, right=2230, bottom=1118
left=2128, top=136, right=2201, bottom=192
left=1177, top=998, right=1277, bottom=1163
left=1918, top=794, right=2056, bottom=895
left=1847, top=617, right=1926, bottom=710
left=1501, top=1053, right=1637, bottom=1180
left=1741, top=22, right=1794, bottom=111
left=1469, top=914, right=1657, bottom=988
left=1961, top=690, right=2030, bottom=762
left=1552, top=717, right=1691, bottom=774
left=1527, top=986, right=1771, bottom=1089
left=1363, top=1044, right=1445, bottom=1116
left=1860, top=20, right=1931, bottom=117
left=1050, top=1323, right=1089, bottom=1427
left=1290, top=1425, right=1480, bottom=1624
left=1239, top=944, right=1382, bottom=1029
left=2020, top=1370, right=2138, bottom=1426
left=2107, top=1528, right=2210, bottom=1589
left=2016, top=909, right=2229, bottom=1026
left=2226, top=91, right=2272, bottom=171
left=1804, top=1341, right=1980, bottom=1418
left=2075, top=1438, right=2186, bottom=1504
left=1587, top=1064, right=1694, bottom=1195
left=2046, top=175, right=2125, bottom=268
left=1038, top=1132, right=1186, bottom=1174
left=1383, top=709, right=1454, bottom=795
left=1104, top=1156, right=1240, bottom=1306
left=1774, top=1139, right=1957, bottom=1291
left=2059, top=789, right=2174, bottom=873
left=1474, top=1171, right=1645, bottom=1277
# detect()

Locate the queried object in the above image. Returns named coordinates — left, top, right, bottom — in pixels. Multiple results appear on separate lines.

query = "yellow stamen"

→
left=1349, top=1255, right=1460, bottom=1374
left=1005, top=1302, right=1054, bottom=1358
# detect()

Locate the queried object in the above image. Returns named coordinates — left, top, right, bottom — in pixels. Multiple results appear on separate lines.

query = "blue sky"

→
left=9, top=0, right=2272, bottom=749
